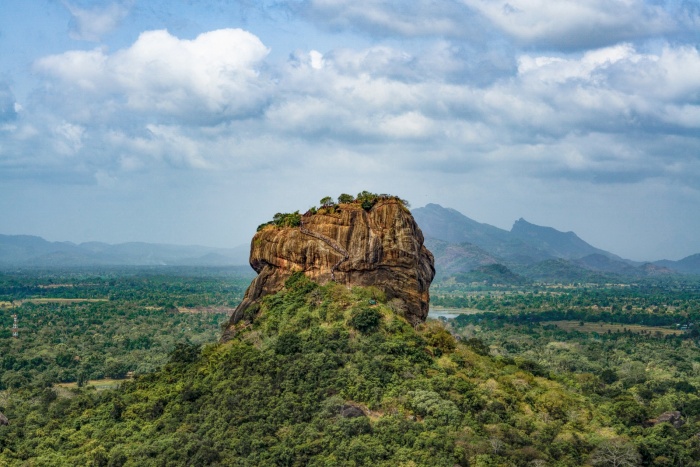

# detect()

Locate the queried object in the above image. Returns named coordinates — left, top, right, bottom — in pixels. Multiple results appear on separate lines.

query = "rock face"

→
left=648, top=411, right=684, bottom=428
left=0, top=411, right=8, bottom=426
left=223, top=199, right=434, bottom=340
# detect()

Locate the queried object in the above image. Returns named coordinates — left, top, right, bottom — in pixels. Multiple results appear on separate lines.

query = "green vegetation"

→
left=435, top=278, right=700, bottom=466
left=431, top=279, right=700, bottom=330
left=0, top=268, right=250, bottom=388
left=337, top=193, right=354, bottom=204
left=454, top=264, right=527, bottom=286
left=258, top=211, right=303, bottom=231
left=3, top=267, right=700, bottom=465
left=257, top=192, right=410, bottom=231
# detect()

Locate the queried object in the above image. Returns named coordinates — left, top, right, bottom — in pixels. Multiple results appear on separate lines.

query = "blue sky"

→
left=1, top=0, right=699, bottom=261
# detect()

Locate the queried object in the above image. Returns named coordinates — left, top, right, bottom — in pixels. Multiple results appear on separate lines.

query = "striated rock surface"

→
left=222, top=199, right=434, bottom=340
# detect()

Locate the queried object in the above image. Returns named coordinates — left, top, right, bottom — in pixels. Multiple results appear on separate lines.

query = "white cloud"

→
left=296, top=0, right=484, bottom=38
left=309, top=50, right=325, bottom=69
left=17, top=30, right=700, bottom=196
left=463, top=0, right=674, bottom=48
left=64, top=1, right=131, bottom=42
left=292, top=0, right=692, bottom=51
left=53, top=122, right=85, bottom=155
left=35, top=29, right=271, bottom=123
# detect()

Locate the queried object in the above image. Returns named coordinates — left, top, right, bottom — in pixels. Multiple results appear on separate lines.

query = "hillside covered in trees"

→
left=0, top=273, right=665, bottom=466
left=1, top=267, right=700, bottom=464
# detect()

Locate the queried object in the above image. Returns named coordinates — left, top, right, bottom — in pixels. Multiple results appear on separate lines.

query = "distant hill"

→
left=0, top=234, right=250, bottom=267
left=454, top=263, right=528, bottom=286
left=423, top=238, right=499, bottom=279
left=510, top=218, right=627, bottom=262
left=413, top=204, right=698, bottom=281
left=414, top=204, right=549, bottom=263
left=655, top=254, right=700, bottom=275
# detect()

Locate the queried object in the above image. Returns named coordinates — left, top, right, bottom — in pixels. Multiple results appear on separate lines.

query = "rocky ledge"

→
left=222, top=196, right=434, bottom=340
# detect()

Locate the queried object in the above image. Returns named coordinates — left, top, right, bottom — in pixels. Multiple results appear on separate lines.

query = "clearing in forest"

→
left=543, top=320, right=685, bottom=336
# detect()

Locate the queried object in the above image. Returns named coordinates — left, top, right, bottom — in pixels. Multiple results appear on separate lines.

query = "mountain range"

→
left=0, top=234, right=249, bottom=267
left=412, top=203, right=699, bottom=280
left=2, top=203, right=698, bottom=279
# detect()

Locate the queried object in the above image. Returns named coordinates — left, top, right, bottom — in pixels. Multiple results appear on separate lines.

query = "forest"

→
left=0, top=267, right=252, bottom=389
left=1, top=268, right=700, bottom=465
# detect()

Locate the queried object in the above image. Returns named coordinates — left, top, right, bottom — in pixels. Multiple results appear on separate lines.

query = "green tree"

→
left=337, top=193, right=354, bottom=204
left=349, top=307, right=381, bottom=333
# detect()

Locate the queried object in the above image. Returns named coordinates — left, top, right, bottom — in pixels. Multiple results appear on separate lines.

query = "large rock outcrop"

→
left=222, top=199, right=434, bottom=340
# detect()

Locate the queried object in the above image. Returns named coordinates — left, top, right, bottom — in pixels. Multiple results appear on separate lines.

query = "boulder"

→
left=650, top=411, right=684, bottom=428
left=340, top=404, right=366, bottom=418
left=223, top=198, right=434, bottom=340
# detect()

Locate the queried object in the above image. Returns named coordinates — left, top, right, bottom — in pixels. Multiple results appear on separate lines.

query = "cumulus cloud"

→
left=35, top=28, right=271, bottom=123
left=15, top=26, right=700, bottom=194
left=64, top=1, right=131, bottom=41
left=273, top=40, right=700, bottom=185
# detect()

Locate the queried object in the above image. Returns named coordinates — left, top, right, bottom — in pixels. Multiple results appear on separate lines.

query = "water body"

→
left=428, top=307, right=486, bottom=320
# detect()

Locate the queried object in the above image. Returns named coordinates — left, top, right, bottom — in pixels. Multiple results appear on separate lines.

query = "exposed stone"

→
left=649, top=410, right=684, bottom=428
left=223, top=199, right=434, bottom=340
left=339, top=404, right=366, bottom=418
left=0, top=411, right=8, bottom=426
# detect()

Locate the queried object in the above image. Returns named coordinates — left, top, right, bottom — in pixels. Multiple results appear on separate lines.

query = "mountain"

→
left=411, top=204, right=511, bottom=248
left=224, top=196, right=435, bottom=336
left=655, top=254, right=700, bottom=275
left=412, top=204, right=682, bottom=281
left=413, top=204, right=549, bottom=263
left=510, top=218, right=627, bottom=262
left=413, top=204, right=626, bottom=264
left=0, top=234, right=249, bottom=267
left=454, top=263, right=527, bottom=285
left=423, top=238, right=499, bottom=278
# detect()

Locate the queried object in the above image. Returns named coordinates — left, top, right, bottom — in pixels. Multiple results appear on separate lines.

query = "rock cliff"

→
left=222, top=198, right=434, bottom=340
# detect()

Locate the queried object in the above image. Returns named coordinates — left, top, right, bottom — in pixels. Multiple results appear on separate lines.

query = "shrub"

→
left=349, top=307, right=382, bottom=333
left=338, top=193, right=354, bottom=204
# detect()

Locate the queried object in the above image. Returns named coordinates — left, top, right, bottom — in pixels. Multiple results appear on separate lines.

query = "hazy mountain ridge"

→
left=3, top=204, right=699, bottom=276
left=0, top=234, right=249, bottom=267
left=654, top=254, right=700, bottom=275
left=510, top=218, right=630, bottom=262
left=413, top=204, right=700, bottom=278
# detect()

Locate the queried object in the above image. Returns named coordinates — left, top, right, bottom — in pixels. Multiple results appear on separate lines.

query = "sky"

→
left=1, top=0, right=699, bottom=262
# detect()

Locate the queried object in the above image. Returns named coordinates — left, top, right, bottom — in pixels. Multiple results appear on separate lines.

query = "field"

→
left=542, top=320, right=685, bottom=336
left=0, top=298, right=109, bottom=308
left=56, top=377, right=128, bottom=391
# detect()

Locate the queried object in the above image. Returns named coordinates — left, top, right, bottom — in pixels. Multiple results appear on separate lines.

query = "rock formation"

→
left=222, top=198, right=434, bottom=340
left=647, top=411, right=684, bottom=428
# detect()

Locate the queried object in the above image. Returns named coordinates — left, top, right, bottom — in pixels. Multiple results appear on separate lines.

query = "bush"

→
left=338, top=193, right=354, bottom=204
left=272, top=211, right=302, bottom=228
left=349, top=307, right=382, bottom=333
left=275, top=332, right=302, bottom=355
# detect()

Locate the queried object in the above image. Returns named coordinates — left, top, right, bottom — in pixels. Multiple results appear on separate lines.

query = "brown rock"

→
left=0, top=411, right=8, bottom=426
left=340, top=404, right=366, bottom=418
left=222, top=199, right=434, bottom=340
left=649, top=410, right=684, bottom=428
